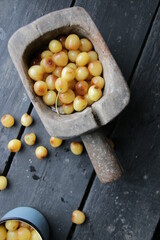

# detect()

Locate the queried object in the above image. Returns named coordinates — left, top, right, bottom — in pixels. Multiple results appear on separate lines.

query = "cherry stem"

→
left=56, top=89, right=61, bottom=116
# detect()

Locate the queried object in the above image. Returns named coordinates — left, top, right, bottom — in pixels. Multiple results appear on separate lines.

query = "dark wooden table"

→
left=0, top=1, right=160, bottom=239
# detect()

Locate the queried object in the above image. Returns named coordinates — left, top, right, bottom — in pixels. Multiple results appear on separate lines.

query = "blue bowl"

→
left=0, top=207, right=50, bottom=240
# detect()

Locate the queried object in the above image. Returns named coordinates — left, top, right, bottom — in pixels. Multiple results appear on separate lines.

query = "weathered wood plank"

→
left=0, top=0, right=72, bottom=172
left=74, top=0, right=159, bottom=174
left=72, top=5, right=160, bottom=240
left=75, top=0, right=159, bottom=81
left=0, top=108, right=93, bottom=240
left=73, top=179, right=160, bottom=240
left=0, top=1, right=159, bottom=240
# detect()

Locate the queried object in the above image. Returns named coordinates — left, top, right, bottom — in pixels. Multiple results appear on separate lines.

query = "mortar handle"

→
left=81, top=130, right=123, bottom=184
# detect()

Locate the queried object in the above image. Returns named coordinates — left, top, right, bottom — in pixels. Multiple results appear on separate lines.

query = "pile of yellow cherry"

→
left=28, top=34, right=105, bottom=114
left=0, top=220, right=41, bottom=240
left=0, top=113, right=84, bottom=192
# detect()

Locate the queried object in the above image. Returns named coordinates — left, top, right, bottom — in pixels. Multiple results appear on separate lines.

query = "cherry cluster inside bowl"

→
left=28, top=34, right=105, bottom=115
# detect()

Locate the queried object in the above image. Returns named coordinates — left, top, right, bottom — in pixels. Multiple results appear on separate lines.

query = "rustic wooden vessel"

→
left=8, top=7, right=130, bottom=183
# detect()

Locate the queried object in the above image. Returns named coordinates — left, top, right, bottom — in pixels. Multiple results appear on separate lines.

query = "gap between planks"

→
left=3, top=103, right=33, bottom=176
left=66, top=171, right=96, bottom=240
left=67, top=2, right=160, bottom=239
left=70, top=0, right=76, bottom=8
left=3, top=0, right=160, bottom=239
left=2, top=0, right=75, bottom=178
left=152, top=218, right=160, bottom=240
left=128, top=1, right=160, bottom=86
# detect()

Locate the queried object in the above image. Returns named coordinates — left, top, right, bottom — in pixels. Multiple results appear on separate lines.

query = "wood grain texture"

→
left=0, top=1, right=159, bottom=240
left=8, top=7, right=129, bottom=138
left=0, top=0, right=72, bottom=172
left=75, top=0, right=159, bottom=81
left=72, top=5, right=160, bottom=240
left=0, top=108, right=93, bottom=240
left=82, top=131, right=123, bottom=183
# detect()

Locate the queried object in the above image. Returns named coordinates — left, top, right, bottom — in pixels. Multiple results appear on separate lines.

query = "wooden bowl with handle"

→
left=8, top=7, right=130, bottom=183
